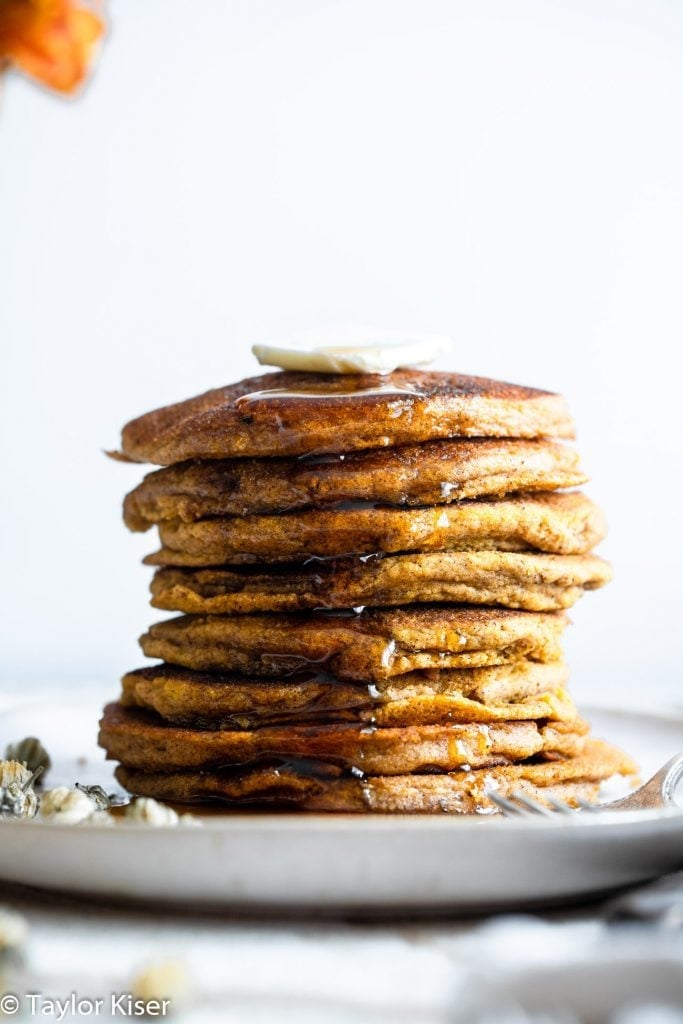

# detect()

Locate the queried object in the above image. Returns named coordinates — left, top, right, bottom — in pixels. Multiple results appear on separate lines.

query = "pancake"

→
left=123, top=438, right=587, bottom=530
left=114, top=739, right=637, bottom=813
left=139, top=607, right=568, bottom=680
left=120, top=662, right=575, bottom=728
left=115, top=369, right=575, bottom=464
left=146, top=492, right=604, bottom=566
left=150, top=551, right=612, bottom=614
left=99, top=702, right=588, bottom=775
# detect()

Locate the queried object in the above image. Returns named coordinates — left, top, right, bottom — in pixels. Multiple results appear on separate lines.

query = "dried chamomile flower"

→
left=38, top=786, right=101, bottom=825
left=4, top=737, right=51, bottom=779
left=0, top=908, right=28, bottom=955
left=178, top=813, right=201, bottom=827
left=125, top=797, right=178, bottom=826
left=124, top=797, right=199, bottom=827
left=85, top=810, right=115, bottom=827
left=131, top=959, right=192, bottom=1012
left=0, top=761, right=41, bottom=820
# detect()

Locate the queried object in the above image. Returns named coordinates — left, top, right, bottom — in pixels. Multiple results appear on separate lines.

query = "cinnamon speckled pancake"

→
left=120, top=661, right=575, bottom=728
left=146, top=492, right=604, bottom=566
left=123, top=438, right=587, bottom=530
left=139, top=607, right=567, bottom=680
left=99, top=703, right=588, bottom=775
left=150, top=551, right=611, bottom=614
left=114, top=739, right=637, bottom=813
left=114, top=370, right=575, bottom=465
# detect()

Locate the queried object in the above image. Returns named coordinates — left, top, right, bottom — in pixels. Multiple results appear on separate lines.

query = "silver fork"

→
left=488, top=753, right=683, bottom=818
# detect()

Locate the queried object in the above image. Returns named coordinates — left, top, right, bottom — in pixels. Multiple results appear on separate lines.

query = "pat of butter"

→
left=252, top=326, right=452, bottom=374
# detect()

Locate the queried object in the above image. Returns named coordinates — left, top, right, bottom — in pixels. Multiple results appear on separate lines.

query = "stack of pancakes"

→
left=99, top=370, right=636, bottom=812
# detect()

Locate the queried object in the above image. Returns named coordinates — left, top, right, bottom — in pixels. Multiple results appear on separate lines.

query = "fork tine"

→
left=574, top=796, right=599, bottom=813
left=545, top=795, right=578, bottom=815
left=510, top=791, right=556, bottom=817
left=487, top=791, right=532, bottom=817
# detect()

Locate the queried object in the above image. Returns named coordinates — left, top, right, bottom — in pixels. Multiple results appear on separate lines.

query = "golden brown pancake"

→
left=120, top=661, right=575, bottom=728
left=139, top=607, right=568, bottom=680
left=114, top=739, right=637, bottom=812
left=115, top=370, right=575, bottom=464
left=150, top=551, right=612, bottom=614
left=99, top=702, right=587, bottom=775
left=146, top=492, right=604, bottom=566
left=123, top=438, right=587, bottom=530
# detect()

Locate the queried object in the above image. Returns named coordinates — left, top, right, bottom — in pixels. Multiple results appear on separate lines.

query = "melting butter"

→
left=252, top=326, right=452, bottom=374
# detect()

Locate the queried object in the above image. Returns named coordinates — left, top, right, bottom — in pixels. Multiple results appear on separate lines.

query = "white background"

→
left=1, top=0, right=681, bottom=704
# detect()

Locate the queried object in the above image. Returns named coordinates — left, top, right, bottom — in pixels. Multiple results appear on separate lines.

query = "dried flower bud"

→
left=0, top=760, right=40, bottom=820
left=125, top=797, right=179, bottom=826
left=39, top=786, right=99, bottom=824
left=4, top=737, right=51, bottom=779
left=86, top=809, right=115, bottom=827
left=124, top=797, right=200, bottom=828
left=131, top=959, right=192, bottom=1010
left=0, top=908, right=28, bottom=955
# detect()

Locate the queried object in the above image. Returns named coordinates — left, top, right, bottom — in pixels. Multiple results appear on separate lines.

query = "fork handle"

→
left=607, top=753, right=683, bottom=811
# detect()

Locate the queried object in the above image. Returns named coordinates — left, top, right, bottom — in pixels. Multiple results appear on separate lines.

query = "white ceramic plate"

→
left=0, top=695, right=682, bottom=913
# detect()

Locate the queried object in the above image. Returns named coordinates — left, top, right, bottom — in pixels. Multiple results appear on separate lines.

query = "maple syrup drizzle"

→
left=235, top=382, right=424, bottom=407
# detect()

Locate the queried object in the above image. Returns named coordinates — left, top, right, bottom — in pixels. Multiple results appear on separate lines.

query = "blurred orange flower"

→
left=0, top=0, right=105, bottom=95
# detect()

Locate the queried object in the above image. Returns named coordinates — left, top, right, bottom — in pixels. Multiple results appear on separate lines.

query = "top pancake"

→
left=116, top=370, right=575, bottom=464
